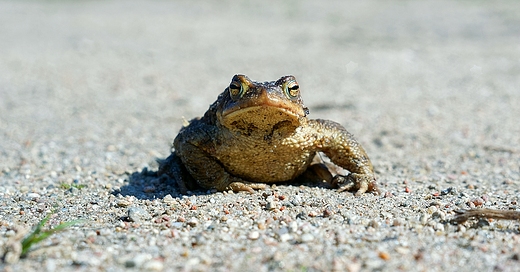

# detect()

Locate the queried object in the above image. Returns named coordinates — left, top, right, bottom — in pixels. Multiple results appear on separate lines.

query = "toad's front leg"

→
left=170, top=124, right=265, bottom=193
left=309, top=119, right=378, bottom=195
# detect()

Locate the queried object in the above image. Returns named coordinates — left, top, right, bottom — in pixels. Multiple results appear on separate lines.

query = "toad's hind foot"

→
left=333, top=173, right=379, bottom=196
left=227, top=182, right=267, bottom=193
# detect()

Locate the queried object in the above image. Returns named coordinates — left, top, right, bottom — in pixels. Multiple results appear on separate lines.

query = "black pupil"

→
left=289, top=85, right=299, bottom=90
left=230, top=83, right=240, bottom=90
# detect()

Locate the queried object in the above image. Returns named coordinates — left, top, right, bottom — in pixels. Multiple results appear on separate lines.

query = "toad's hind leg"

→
left=176, top=142, right=264, bottom=193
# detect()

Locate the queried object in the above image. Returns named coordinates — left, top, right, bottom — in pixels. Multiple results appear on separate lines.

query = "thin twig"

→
left=451, top=208, right=520, bottom=224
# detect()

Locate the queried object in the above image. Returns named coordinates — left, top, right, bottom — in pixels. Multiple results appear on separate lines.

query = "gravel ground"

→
left=1, top=1, right=520, bottom=271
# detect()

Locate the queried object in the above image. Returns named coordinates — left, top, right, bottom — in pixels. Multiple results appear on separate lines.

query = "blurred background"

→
left=1, top=0, right=519, bottom=175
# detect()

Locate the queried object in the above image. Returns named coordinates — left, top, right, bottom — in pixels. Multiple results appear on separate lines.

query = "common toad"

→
left=158, top=75, right=377, bottom=195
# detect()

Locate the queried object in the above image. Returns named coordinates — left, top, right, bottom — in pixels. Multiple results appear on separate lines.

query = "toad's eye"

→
left=284, top=80, right=300, bottom=99
left=229, top=81, right=243, bottom=99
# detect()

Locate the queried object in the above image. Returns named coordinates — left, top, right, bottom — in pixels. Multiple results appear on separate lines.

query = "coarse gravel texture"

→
left=1, top=0, right=520, bottom=271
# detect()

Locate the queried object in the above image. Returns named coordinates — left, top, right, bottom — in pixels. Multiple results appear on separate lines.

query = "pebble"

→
left=46, top=259, right=56, bottom=271
left=170, top=222, right=184, bottom=229
left=279, top=233, right=293, bottom=242
left=432, top=211, right=446, bottom=221
left=434, top=223, right=445, bottom=232
left=458, top=225, right=467, bottom=232
left=27, top=192, right=40, bottom=199
left=248, top=231, right=260, bottom=240
left=300, top=233, right=315, bottom=243
left=131, top=253, right=152, bottom=268
left=128, top=207, right=151, bottom=223
left=420, top=213, right=430, bottom=225
left=163, top=194, right=175, bottom=204
left=98, top=228, right=112, bottom=236
left=117, top=199, right=132, bottom=207
left=187, top=217, right=199, bottom=227
left=291, top=195, right=302, bottom=206
left=427, top=206, right=437, bottom=214
left=266, top=200, right=279, bottom=210
left=368, top=220, right=380, bottom=229
left=143, top=260, right=164, bottom=271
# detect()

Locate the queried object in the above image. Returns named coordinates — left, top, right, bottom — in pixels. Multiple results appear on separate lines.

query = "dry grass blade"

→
left=451, top=208, right=520, bottom=224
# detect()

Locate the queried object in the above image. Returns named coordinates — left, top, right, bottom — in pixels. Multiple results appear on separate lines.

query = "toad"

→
left=158, top=75, right=378, bottom=195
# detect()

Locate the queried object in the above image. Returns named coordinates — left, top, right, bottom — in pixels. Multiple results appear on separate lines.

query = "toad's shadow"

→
left=112, top=167, right=190, bottom=200
left=113, top=165, right=336, bottom=200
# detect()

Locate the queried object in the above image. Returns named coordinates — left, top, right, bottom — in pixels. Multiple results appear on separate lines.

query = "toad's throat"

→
left=220, top=106, right=301, bottom=135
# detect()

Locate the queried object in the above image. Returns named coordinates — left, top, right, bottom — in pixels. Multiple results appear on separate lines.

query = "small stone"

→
left=379, top=251, right=391, bottom=260
left=98, top=228, right=112, bottom=236
left=133, top=253, right=152, bottom=267
left=128, top=207, right=151, bottom=223
left=323, top=209, right=334, bottom=217
left=279, top=233, right=293, bottom=242
left=368, top=220, right=380, bottom=229
left=117, top=200, right=132, bottom=207
left=3, top=242, right=21, bottom=264
left=248, top=231, right=260, bottom=240
left=46, top=259, right=57, bottom=271
left=266, top=200, right=279, bottom=210
left=187, top=217, right=199, bottom=227
left=143, top=260, right=164, bottom=271
left=476, top=219, right=490, bottom=228
left=432, top=211, right=446, bottom=221
left=163, top=194, right=175, bottom=204
left=300, top=233, right=314, bottom=243
left=395, top=247, right=410, bottom=254
left=392, top=218, right=404, bottom=226
left=427, top=206, right=437, bottom=214
left=170, top=222, right=183, bottom=229
left=434, top=223, right=445, bottom=232
left=420, top=213, right=430, bottom=225
left=65, top=187, right=79, bottom=195
left=191, top=233, right=207, bottom=245
left=27, top=192, right=40, bottom=199
left=288, top=221, right=298, bottom=233
left=291, top=195, right=302, bottom=206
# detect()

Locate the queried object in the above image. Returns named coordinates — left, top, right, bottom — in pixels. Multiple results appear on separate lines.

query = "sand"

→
left=1, top=1, right=519, bottom=271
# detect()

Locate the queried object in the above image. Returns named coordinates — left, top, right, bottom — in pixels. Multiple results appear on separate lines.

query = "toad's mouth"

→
left=220, top=105, right=302, bottom=134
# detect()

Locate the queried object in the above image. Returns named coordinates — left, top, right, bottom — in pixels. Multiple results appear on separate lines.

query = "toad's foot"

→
left=333, top=173, right=379, bottom=196
left=227, top=182, right=267, bottom=193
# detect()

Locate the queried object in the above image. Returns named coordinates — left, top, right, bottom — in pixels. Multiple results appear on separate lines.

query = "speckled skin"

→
left=158, top=75, right=377, bottom=195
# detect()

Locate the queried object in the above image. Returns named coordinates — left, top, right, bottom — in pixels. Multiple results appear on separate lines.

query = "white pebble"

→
left=300, top=233, right=315, bottom=243
left=187, top=217, right=199, bottom=227
left=248, top=231, right=260, bottom=240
